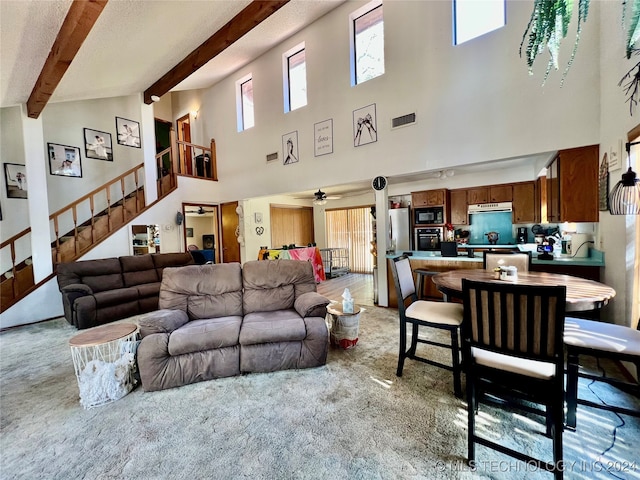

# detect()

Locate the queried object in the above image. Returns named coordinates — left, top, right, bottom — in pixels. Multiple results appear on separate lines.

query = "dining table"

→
left=432, top=269, right=616, bottom=313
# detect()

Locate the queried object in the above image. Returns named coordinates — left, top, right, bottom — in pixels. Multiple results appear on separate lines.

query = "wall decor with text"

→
left=314, top=119, right=333, bottom=156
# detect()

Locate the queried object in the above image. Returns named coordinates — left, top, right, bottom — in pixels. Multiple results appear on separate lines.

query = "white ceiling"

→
left=0, top=0, right=346, bottom=108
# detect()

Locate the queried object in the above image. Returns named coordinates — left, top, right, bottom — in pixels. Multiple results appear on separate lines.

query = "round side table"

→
left=69, top=323, right=139, bottom=409
left=327, top=303, right=362, bottom=349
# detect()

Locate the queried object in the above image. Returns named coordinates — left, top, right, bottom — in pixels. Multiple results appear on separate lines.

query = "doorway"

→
left=220, top=202, right=241, bottom=263
left=182, top=203, right=219, bottom=264
left=176, top=114, right=192, bottom=175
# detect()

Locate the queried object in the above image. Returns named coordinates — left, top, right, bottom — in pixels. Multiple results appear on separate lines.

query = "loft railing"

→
left=176, top=138, right=217, bottom=181
left=0, top=227, right=35, bottom=312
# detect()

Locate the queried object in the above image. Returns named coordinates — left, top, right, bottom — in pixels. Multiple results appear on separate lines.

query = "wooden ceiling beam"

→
left=26, top=0, right=108, bottom=119
left=144, top=0, right=289, bottom=104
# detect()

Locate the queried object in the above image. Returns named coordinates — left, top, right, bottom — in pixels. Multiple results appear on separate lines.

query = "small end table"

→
left=327, top=303, right=362, bottom=349
left=69, top=323, right=139, bottom=409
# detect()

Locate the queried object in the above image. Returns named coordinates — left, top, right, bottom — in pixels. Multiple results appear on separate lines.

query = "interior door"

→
left=176, top=114, right=192, bottom=175
left=220, top=201, right=241, bottom=263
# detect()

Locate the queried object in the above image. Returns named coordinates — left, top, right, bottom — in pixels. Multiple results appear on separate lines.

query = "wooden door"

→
left=558, top=145, right=599, bottom=222
left=176, top=114, right=192, bottom=175
left=220, top=202, right=241, bottom=263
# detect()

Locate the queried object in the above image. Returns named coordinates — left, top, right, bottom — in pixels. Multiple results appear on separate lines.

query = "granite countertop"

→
left=385, top=248, right=605, bottom=267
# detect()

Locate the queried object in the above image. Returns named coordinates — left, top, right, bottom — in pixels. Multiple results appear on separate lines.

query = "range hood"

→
left=468, top=202, right=512, bottom=213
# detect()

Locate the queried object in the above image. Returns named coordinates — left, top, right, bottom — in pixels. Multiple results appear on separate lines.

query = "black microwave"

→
left=414, top=207, right=444, bottom=225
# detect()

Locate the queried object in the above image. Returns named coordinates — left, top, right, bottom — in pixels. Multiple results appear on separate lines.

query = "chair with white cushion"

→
left=483, top=251, right=532, bottom=272
left=390, top=256, right=464, bottom=398
left=462, top=279, right=566, bottom=480
left=564, top=317, right=640, bottom=429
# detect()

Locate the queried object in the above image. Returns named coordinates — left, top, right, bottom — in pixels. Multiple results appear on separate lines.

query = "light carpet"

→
left=1, top=307, right=639, bottom=480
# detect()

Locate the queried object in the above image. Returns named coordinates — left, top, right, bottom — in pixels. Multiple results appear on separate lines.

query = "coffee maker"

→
left=516, top=227, right=528, bottom=244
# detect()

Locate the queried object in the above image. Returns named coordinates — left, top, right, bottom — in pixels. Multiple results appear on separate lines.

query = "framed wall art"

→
left=282, top=131, right=299, bottom=165
left=48, top=143, right=82, bottom=178
left=314, top=119, right=333, bottom=156
left=353, top=103, right=377, bottom=147
left=186, top=228, right=194, bottom=238
left=3, top=163, right=28, bottom=198
left=599, top=152, right=609, bottom=211
left=84, top=128, right=113, bottom=161
left=116, top=117, right=141, bottom=148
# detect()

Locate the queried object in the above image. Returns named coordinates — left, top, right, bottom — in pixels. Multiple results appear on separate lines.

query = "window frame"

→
left=349, top=0, right=384, bottom=87
left=453, top=0, right=506, bottom=46
left=283, top=42, right=307, bottom=113
left=235, top=73, right=254, bottom=132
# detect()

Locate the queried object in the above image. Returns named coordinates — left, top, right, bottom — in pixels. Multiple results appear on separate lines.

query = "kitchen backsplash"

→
left=466, top=212, right=514, bottom=245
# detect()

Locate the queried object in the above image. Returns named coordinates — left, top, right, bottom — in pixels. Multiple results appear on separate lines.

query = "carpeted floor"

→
left=1, top=306, right=639, bottom=480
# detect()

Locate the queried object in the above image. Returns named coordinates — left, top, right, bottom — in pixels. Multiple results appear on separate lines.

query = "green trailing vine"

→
left=620, top=0, right=640, bottom=114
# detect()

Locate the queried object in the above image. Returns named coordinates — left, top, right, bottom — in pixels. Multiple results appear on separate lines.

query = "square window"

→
left=453, top=0, right=506, bottom=45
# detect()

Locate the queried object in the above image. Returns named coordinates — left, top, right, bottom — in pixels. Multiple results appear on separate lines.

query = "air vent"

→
left=391, top=112, right=416, bottom=129
left=266, top=152, right=278, bottom=163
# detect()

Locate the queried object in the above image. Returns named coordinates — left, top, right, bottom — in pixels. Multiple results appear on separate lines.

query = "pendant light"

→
left=609, top=141, right=640, bottom=215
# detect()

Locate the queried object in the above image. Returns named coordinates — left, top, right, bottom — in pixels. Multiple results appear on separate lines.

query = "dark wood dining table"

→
left=432, top=269, right=616, bottom=312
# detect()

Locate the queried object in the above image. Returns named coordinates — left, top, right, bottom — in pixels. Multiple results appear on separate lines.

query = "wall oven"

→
left=414, top=227, right=443, bottom=251
left=414, top=207, right=444, bottom=225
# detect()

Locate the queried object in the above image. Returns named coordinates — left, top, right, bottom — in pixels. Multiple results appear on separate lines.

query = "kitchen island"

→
left=386, top=247, right=605, bottom=307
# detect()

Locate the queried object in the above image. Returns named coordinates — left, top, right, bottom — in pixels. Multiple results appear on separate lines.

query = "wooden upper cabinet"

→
left=547, top=145, right=599, bottom=222
left=512, top=182, right=537, bottom=223
left=490, top=185, right=512, bottom=202
left=450, top=189, right=468, bottom=224
left=467, top=187, right=489, bottom=204
left=412, top=189, right=446, bottom=207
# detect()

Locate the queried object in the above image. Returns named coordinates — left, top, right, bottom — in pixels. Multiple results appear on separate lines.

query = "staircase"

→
left=0, top=133, right=217, bottom=313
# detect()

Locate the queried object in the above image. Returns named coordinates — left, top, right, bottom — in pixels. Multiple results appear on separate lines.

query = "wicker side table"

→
left=327, top=303, right=362, bottom=349
left=69, top=323, right=138, bottom=409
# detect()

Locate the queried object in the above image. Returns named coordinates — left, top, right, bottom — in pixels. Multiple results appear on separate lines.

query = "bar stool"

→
left=414, top=268, right=438, bottom=300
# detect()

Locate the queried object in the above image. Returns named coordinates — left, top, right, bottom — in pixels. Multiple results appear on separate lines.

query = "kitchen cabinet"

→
left=467, top=187, right=489, bottom=204
left=450, top=189, right=468, bottom=224
left=546, top=145, right=599, bottom=223
left=512, top=182, right=537, bottom=223
left=412, top=189, right=446, bottom=207
left=490, top=185, right=512, bottom=202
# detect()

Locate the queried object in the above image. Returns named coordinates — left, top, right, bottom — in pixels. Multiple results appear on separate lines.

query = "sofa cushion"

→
left=159, top=264, right=243, bottom=319
left=152, top=252, right=194, bottom=278
left=120, top=254, right=158, bottom=287
left=240, top=309, right=307, bottom=345
left=242, top=259, right=317, bottom=314
left=168, top=316, right=243, bottom=356
left=93, top=287, right=139, bottom=306
left=57, top=258, right=123, bottom=293
left=294, top=291, right=330, bottom=318
left=138, top=309, right=189, bottom=337
left=136, top=282, right=161, bottom=298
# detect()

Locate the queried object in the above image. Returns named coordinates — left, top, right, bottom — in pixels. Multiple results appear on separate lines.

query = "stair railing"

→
left=176, top=138, right=217, bottom=181
left=0, top=227, right=35, bottom=312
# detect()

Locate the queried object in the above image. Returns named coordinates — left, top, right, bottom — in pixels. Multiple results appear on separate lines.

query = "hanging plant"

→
left=520, top=0, right=590, bottom=86
left=620, top=0, right=640, bottom=114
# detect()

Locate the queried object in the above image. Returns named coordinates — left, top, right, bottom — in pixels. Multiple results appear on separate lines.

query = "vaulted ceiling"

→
left=0, top=0, right=345, bottom=113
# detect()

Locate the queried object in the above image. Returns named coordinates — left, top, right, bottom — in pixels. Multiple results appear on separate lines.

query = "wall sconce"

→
left=191, top=110, right=199, bottom=120
left=609, top=141, right=640, bottom=215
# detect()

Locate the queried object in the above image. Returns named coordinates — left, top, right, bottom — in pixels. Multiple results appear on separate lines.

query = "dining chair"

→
left=483, top=251, right=532, bottom=272
left=390, top=256, right=464, bottom=398
left=564, top=317, right=640, bottom=429
left=462, top=279, right=566, bottom=480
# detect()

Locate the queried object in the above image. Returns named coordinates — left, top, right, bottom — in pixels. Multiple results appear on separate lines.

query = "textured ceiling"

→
left=0, top=0, right=345, bottom=108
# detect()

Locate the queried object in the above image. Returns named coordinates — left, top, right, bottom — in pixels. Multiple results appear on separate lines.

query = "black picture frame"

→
left=83, top=128, right=113, bottom=161
left=3, top=163, right=27, bottom=198
left=48, top=143, right=82, bottom=178
left=116, top=117, right=141, bottom=148
left=599, top=152, right=609, bottom=211
left=282, top=131, right=299, bottom=165
left=353, top=103, right=377, bottom=147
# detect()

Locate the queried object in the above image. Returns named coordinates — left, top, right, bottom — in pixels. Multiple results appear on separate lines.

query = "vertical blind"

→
left=325, top=207, right=374, bottom=273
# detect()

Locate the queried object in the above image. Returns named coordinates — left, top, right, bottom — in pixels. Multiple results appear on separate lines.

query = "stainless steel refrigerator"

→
left=389, top=207, right=412, bottom=251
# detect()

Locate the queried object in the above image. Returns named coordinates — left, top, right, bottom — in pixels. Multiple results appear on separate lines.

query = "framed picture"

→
left=48, top=143, right=82, bottom=178
left=599, top=152, right=609, bottom=211
left=353, top=103, right=377, bottom=147
left=3, top=163, right=28, bottom=198
left=84, top=128, right=113, bottom=161
left=282, top=131, right=299, bottom=165
left=116, top=117, right=141, bottom=148
left=186, top=227, right=194, bottom=237
left=314, top=119, right=333, bottom=156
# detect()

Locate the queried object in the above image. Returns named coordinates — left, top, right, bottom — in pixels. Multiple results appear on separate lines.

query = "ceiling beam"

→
left=143, top=0, right=290, bottom=104
left=26, top=0, right=108, bottom=119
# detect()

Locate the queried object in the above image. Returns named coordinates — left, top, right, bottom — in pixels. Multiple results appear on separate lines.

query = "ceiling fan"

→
left=312, top=189, right=341, bottom=205
left=185, top=206, right=214, bottom=215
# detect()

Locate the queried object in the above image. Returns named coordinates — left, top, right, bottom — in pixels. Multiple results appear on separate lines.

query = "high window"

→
left=350, top=0, right=384, bottom=86
left=283, top=43, right=307, bottom=112
left=236, top=74, right=254, bottom=132
left=453, top=0, right=506, bottom=45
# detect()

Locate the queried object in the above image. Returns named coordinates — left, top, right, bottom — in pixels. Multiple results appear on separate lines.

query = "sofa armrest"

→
left=138, top=309, right=189, bottom=338
left=61, top=283, right=93, bottom=295
left=294, top=291, right=330, bottom=318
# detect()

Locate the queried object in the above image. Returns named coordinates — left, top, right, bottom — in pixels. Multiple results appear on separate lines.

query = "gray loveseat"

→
left=57, top=252, right=194, bottom=330
left=136, top=259, right=330, bottom=391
